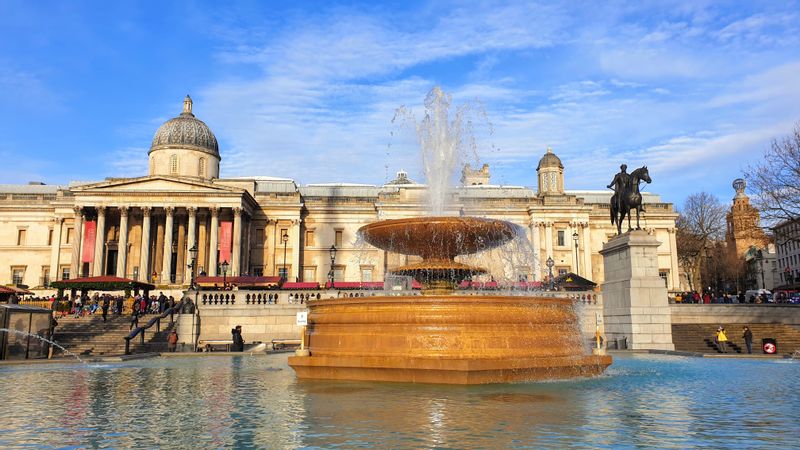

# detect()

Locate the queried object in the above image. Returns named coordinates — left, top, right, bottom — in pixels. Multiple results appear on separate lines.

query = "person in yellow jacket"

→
left=716, top=326, right=729, bottom=353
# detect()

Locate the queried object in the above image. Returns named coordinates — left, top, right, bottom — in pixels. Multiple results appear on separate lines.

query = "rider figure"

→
left=608, top=164, right=631, bottom=214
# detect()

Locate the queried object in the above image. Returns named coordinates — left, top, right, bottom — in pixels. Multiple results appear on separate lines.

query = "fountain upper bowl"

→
left=358, top=216, right=519, bottom=260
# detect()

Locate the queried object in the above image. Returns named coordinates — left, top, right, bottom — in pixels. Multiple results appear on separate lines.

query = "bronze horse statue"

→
left=610, top=166, right=651, bottom=235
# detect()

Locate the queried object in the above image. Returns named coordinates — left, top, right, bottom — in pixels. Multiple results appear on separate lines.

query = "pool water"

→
left=0, top=354, right=798, bottom=448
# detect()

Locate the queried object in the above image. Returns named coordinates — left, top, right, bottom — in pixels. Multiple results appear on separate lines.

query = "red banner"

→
left=82, top=220, right=96, bottom=263
left=219, top=221, right=233, bottom=267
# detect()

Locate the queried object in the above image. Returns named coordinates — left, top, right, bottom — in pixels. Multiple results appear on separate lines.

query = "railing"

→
left=123, top=304, right=181, bottom=355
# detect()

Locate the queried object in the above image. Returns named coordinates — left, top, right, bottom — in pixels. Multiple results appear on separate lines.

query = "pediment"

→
left=71, top=176, right=242, bottom=194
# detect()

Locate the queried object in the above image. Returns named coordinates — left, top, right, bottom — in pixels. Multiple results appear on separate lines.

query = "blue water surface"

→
left=0, top=353, right=798, bottom=449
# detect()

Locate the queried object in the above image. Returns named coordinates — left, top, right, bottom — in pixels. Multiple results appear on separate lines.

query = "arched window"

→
left=199, top=157, right=206, bottom=177
left=170, top=154, right=178, bottom=175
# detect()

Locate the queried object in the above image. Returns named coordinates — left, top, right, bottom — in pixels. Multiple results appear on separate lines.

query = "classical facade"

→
left=0, top=97, right=680, bottom=293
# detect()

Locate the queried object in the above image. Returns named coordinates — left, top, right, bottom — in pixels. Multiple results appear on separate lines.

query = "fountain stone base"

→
left=288, top=295, right=611, bottom=385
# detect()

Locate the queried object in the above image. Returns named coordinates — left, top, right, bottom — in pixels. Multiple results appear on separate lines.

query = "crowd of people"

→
left=20, top=292, right=180, bottom=320
left=674, top=291, right=798, bottom=304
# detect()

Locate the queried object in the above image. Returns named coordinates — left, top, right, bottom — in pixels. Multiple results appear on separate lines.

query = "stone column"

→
left=187, top=207, right=197, bottom=257
left=50, top=217, right=64, bottom=281
left=93, top=206, right=106, bottom=276
left=70, top=207, right=84, bottom=278
left=209, top=207, right=219, bottom=276
left=668, top=228, right=680, bottom=290
left=242, top=215, right=251, bottom=275
left=291, top=219, right=300, bottom=281
left=139, top=207, right=151, bottom=282
left=582, top=222, right=592, bottom=281
left=545, top=221, right=553, bottom=260
left=529, top=221, right=541, bottom=281
left=232, top=207, right=242, bottom=276
left=161, top=206, right=174, bottom=283
left=600, top=230, right=674, bottom=350
left=116, top=206, right=129, bottom=278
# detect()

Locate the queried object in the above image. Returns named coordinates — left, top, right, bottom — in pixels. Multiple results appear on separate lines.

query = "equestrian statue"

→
left=608, top=164, right=651, bottom=235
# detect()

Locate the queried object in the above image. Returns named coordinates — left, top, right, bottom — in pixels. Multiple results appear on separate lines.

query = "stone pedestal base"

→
left=600, top=230, right=674, bottom=350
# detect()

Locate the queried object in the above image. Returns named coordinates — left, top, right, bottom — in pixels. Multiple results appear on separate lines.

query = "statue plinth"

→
left=600, top=230, right=674, bottom=350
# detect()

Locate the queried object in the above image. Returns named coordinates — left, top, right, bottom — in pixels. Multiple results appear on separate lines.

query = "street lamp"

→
left=281, top=232, right=289, bottom=281
left=221, top=260, right=229, bottom=290
left=546, top=257, right=555, bottom=291
left=187, top=245, right=198, bottom=289
left=329, top=244, right=338, bottom=288
left=757, top=250, right=765, bottom=289
left=572, top=231, right=579, bottom=276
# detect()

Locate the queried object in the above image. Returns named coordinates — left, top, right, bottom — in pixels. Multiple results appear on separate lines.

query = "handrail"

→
left=123, top=304, right=181, bottom=355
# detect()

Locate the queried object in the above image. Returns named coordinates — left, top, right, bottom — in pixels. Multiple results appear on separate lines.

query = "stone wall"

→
left=670, top=304, right=800, bottom=325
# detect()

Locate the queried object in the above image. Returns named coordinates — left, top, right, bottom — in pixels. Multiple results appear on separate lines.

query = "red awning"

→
left=49, top=276, right=155, bottom=291
left=282, top=282, right=320, bottom=290
left=197, top=276, right=281, bottom=289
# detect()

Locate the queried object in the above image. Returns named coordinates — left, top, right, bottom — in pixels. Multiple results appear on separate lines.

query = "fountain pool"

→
left=0, top=353, right=797, bottom=448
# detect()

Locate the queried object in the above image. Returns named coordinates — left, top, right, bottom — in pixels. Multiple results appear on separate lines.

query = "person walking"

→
left=231, top=325, right=244, bottom=352
left=167, top=330, right=178, bottom=352
left=101, top=295, right=110, bottom=322
left=743, top=326, right=753, bottom=354
left=716, top=326, right=729, bottom=353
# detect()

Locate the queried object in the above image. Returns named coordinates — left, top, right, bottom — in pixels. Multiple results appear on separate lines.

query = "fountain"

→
left=289, top=87, right=611, bottom=384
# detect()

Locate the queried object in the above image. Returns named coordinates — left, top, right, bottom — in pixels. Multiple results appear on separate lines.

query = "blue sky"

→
left=1, top=1, right=799, bottom=207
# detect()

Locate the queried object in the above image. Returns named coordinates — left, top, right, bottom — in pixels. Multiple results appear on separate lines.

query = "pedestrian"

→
left=231, top=325, right=244, bottom=352
left=743, top=326, right=753, bottom=354
left=101, top=295, right=110, bottom=322
left=73, top=295, right=83, bottom=318
left=130, top=309, right=139, bottom=330
left=715, top=326, right=729, bottom=353
left=116, top=296, right=124, bottom=315
left=167, top=330, right=178, bottom=352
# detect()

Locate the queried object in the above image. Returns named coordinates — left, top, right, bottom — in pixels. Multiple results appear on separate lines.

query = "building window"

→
left=255, top=228, right=264, bottom=246
left=557, top=230, right=565, bottom=247
left=305, top=230, right=315, bottom=247
left=333, top=266, right=345, bottom=281
left=335, top=229, right=343, bottom=248
left=558, top=268, right=567, bottom=276
left=659, top=271, right=669, bottom=288
left=277, top=265, right=291, bottom=279
left=303, top=266, right=316, bottom=281
left=11, top=267, right=25, bottom=285
left=252, top=266, right=263, bottom=277
left=66, top=227, right=74, bottom=244
left=41, top=267, right=50, bottom=287
left=60, top=266, right=70, bottom=281
left=17, top=229, right=26, bottom=246
left=361, top=267, right=373, bottom=282
left=170, top=154, right=178, bottom=175
left=199, top=157, right=206, bottom=177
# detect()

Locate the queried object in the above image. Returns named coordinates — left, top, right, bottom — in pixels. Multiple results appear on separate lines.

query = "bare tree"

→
left=676, top=192, right=728, bottom=291
left=746, top=123, right=800, bottom=224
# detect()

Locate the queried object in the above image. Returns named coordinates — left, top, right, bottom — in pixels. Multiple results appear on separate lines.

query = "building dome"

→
left=536, top=147, right=563, bottom=170
left=149, top=96, right=219, bottom=158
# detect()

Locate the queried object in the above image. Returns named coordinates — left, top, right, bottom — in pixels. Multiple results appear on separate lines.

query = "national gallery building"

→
left=0, top=97, right=680, bottom=293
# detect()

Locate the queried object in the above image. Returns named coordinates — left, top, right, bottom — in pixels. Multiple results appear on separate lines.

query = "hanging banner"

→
left=219, top=221, right=233, bottom=267
left=82, top=220, right=96, bottom=263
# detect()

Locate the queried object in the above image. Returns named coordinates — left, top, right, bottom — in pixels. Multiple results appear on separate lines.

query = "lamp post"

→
left=546, top=257, right=555, bottom=291
left=281, top=232, right=289, bottom=281
left=187, top=244, right=198, bottom=352
left=187, top=245, right=198, bottom=290
left=572, top=231, right=579, bottom=276
left=757, top=251, right=765, bottom=289
left=329, top=244, right=338, bottom=288
left=221, top=260, right=229, bottom=290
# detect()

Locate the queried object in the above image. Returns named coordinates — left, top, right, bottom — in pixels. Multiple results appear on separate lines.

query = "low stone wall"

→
left=670, top=304, right=800, bottom=326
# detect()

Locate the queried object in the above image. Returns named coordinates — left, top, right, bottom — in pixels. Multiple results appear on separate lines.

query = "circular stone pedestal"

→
left=288, top=295, right=611, bottom=384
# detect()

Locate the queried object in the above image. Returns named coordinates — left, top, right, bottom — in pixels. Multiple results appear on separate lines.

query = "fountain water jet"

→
left=288, top=87, right=611, bottom=383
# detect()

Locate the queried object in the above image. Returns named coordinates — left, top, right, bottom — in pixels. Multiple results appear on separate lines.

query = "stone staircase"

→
left=52, top=314, right=174, bottom=356
left=672, top=323, right=800, bottom=355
